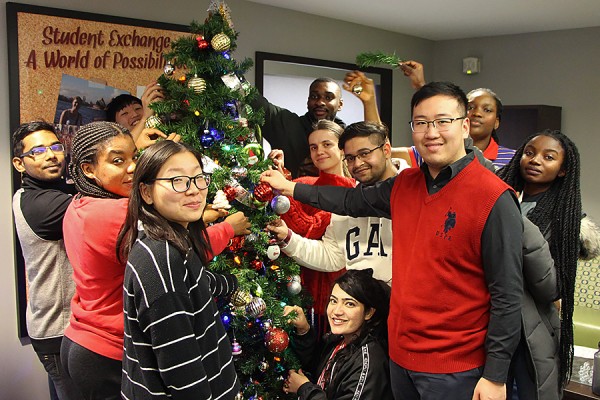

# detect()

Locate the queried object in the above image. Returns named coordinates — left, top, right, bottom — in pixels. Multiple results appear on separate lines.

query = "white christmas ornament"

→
left=267, top=244, right=280, bottom=260
left=212, top=190, right=232, bottom=209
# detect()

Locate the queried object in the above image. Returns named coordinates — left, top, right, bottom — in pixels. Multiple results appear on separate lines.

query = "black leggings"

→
left=60, top=337, right=121, bottom=400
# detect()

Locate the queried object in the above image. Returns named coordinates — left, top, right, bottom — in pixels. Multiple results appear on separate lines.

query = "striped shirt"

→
left=121, top=231, right=239, bottom=399
left=410, top=138, right=515, bottom=171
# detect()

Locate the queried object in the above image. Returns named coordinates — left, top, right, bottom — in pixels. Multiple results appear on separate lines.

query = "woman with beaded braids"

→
left=60, top=122, right=249, bottom=399
left=497, top=129, right=585, bottom=400
left=60, top=121, right=137, bottom=399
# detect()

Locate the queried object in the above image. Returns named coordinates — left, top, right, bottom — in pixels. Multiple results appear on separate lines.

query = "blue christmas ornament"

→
left=222, top=51, right=231, bottom=60
left=224, top=101, right=239, bottom=118
left=210, top=128, right=225, bottom=142
left=201, top=134, right=215, bottom=148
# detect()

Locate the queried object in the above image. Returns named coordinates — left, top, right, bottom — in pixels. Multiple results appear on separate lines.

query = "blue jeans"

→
left=390, top=360, right=484, bottom=400
left=37, top=351, right=84, bottom=400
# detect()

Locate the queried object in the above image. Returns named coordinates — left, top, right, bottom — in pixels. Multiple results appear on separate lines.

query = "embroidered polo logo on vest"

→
left=436, top=208, right=456, bottom=241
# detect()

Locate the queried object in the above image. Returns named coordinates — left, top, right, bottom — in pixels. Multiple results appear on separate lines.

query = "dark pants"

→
left=390, top=360, right=484, bottom=400
left=506, top=339, right=536, bottom=400
left=37, top=351, right=84, bottom=400
left=61, top=337, right=121, bottom=400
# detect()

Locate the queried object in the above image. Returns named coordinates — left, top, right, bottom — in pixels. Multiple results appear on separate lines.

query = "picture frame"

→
left=7, top=2, right=189, bottom=338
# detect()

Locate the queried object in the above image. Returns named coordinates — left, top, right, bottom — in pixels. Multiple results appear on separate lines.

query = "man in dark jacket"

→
left=252, top=77, right=345, bottom=178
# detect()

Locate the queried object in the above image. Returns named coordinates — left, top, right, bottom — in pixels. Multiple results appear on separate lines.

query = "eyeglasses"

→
left=19, top=143, right=65, bottom=158
left=343, top=143, right=385, bottom=163
left=151, top=174, right=211, bottom=193
left=409, top=116, right=466, bottom=133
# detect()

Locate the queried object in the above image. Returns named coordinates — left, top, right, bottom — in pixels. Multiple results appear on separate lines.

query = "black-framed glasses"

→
left=19, top=143, right=65, bottom=158
left=152, top=174, right=211, bottom=192
left=409, top=116, right=466, bottom=133
left=343, top=143, right=385, bottom=163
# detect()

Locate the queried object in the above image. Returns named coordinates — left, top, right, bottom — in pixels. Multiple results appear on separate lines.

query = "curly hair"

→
left=497, top=129, right=581, bottom=387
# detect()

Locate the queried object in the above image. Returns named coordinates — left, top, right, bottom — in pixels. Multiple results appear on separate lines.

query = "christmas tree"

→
left=149, top=2, right=307, bottom=398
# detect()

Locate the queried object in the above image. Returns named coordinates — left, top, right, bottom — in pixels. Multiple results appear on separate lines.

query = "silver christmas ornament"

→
left=287, top=280, right=302, bottom=295
left=270, top=195, right=291, bottom=215
left=164, top=61, right=175, bottom=76
left=246, top=297, right=266, bottom=317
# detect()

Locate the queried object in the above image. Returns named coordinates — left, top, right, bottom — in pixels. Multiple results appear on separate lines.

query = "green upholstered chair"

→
left=573, top=257, right=600, bottom=348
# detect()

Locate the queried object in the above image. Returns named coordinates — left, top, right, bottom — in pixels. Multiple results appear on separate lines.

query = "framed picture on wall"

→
left=7, top=2, right=189, bottom=339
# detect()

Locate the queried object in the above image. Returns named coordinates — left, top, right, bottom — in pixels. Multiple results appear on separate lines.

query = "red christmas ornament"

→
left=250, top=259, right=263, bottom=271
left=253, top=182, right=274, bottom=202
left=265, top=327, right=289, bottom=353
left=222, top=185, right=236, bottom=202
left=282, top=167, right=293, bottom=181
left=196, top=35, right=210, bottom=49
left=228, top=236, right=245, bottom=252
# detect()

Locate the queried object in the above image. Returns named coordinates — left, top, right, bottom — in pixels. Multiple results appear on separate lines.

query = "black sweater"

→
left=121, top=231, right=239, bottom=399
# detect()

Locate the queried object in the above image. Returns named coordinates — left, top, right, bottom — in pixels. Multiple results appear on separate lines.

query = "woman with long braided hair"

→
left=497, top=129, right=581, bottom=400
left=60, top=122, right=138, bottom=399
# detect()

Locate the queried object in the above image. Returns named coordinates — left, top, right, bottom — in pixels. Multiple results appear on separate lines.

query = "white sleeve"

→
left=282, top=217, right=345, bottom=272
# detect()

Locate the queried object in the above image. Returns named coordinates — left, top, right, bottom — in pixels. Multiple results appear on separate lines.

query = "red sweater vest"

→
left=389, top=159, right=510, bottom=373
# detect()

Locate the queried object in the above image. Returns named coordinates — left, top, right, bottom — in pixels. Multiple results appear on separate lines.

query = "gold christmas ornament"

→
left=187, top=76, right=207, bottom=93
left=230, top=289, right=252, bottom=307
left=211, top=33, right=231, bottom=52
left=144, top=115, right=161, bottom=129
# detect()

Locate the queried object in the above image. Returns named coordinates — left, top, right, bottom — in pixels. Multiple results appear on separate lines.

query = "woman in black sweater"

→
left=117, top=141, right=239, bottom=399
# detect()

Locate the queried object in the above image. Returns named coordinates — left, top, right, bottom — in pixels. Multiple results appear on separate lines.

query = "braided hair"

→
left=497, top=129, right=581, bottom=387
left=69, top=121, right=131, bottom=199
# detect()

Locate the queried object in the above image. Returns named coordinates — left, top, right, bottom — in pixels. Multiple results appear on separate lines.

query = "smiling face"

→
left=467, top=90, right=500, bottom=145
left=307, top=81, right=343, bottom=121
left=115, top=102, right=144, bottom=131
left=81, top=134, right=137, bottom=198
left=412, top=95, right=469, bottom=178
left=343, top=135, right=390, bottom=185
left=140, top=151, right=208, bottom=228
left=308, top=128, right=344, bottom=175
left=327, top=284, right=374, bottom=341
left=12, top=130, right=65, bottom=181
left=520, top=134, right=566, bottom=195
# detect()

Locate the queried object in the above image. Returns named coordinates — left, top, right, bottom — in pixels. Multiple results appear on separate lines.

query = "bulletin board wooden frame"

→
left=7, top=2, right=189, bottom=339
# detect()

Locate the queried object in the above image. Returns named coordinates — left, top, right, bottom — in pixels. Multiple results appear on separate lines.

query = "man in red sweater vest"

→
left=261, top=82, right=523, bottom=400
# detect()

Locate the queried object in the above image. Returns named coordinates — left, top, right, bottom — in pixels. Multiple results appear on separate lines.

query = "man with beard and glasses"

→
left=267, top=121, right=404, bottom=285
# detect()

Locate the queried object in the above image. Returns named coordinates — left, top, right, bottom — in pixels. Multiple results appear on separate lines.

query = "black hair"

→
left=321, top=269, right=391, bottom=392
left=467, top=88, right=504, bottom=144
left=105, top=94, right=142, bottom=122
left=338, top=121, right=389, bottom=150
left=12, top=121, right=56, bottom=156
left=117, top=140, right=211, bottom=264
left=411, top=81, right=468, bottom=117
left=497, top=129, right=581, bottom=387
left=310, top=77, right=340, bottom=91
left=69, top=121, right=132, bottom=199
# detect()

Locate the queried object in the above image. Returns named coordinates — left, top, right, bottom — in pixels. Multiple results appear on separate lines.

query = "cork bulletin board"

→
left=6, top=2, right=189, bottom=338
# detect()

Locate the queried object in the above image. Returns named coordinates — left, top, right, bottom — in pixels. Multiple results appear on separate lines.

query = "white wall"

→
left=431, top=27, right=600, bottom=223
left=0, top=1, right=431, bottom=397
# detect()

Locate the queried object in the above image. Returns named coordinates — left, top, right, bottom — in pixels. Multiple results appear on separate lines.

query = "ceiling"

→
left=247, top=0, right=600, bottom=40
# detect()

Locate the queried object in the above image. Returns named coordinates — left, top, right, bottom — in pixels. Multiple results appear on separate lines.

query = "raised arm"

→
left=344, top=70, right=381, bottom=123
